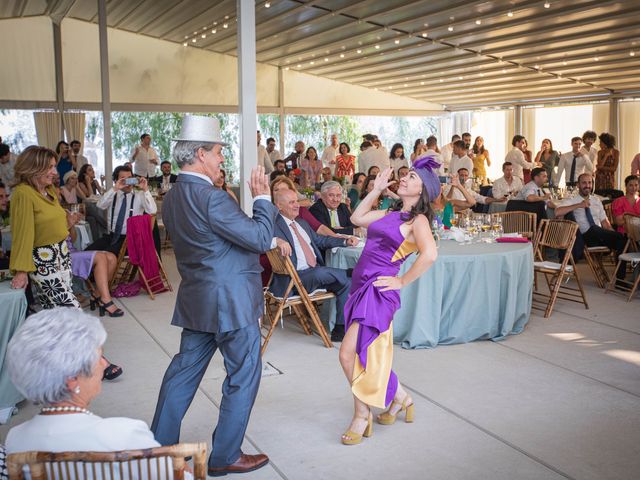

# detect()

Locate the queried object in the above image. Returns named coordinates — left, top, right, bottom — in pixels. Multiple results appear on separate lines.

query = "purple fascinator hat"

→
left=411, top=155, right=441, bottom=202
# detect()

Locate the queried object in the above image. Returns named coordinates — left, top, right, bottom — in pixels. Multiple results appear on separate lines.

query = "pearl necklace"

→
left=40, top=406, right=93, bottom=415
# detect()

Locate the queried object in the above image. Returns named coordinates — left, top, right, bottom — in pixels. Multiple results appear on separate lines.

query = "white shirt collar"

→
left=179, top=171, right=213, bottom=186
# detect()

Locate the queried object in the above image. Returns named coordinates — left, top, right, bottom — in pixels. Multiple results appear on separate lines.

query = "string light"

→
left=475, top=19, right=481, bottom=25
left=544, top=2, right=551, bottom=8
left=507, top=11, right=513, bottom=17
left=448, top=26, right=454, bottom=32
left=265, top=1, right=271, bottom=7
left=631, top=51, right=636, bottom=57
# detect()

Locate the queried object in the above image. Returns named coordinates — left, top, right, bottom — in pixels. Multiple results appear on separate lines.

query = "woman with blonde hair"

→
left=471, top=136, right=491, bottom=184
left=10, top=146, right=80, bottom=307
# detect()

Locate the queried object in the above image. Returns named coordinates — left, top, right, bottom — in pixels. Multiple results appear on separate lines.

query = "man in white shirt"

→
left=439, top=134, right=460, bottom=173
left=492, top=162, right=524, bottom=200
left=556, top=136, right=593, bottom=186
left=580, top=130, right=598, bottom=170
left=445, top=168, right=494, bottom=210
left=423, top=135, right=443, bottom=174
left=257, top=130, right=274, bottom=174
left=0, top=143, right=16, bottom=194
left=321, top=133, right=339, bottom=175
left=555, top=173, right=626, bottom=281
left=504, top=135, right=535, bottom=181
left=266, top=137, right=281, bottom=164
left=448, top=140, right=473, bottom=177
left=516, top=167, right=552, bottom=203
left=130, top=133, right=160, bottom=178
left=358, top=140, right=390, bottom=175
left=87, top=164, right=157, bottom=255
left=70, top=140, right=89, bottom=170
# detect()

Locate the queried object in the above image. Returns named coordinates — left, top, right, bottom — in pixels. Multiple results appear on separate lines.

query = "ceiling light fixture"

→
left=544, top=2, right=551, bottom=8
left=183, top=42, right=188, bottom=47
left=297, top=64, right=302, bottom=68
left=422, top=32, right=428, bottom=38
left=594, top=56, right=599, bottom=61
left=475, top=19, right=481, bottom=25
left=439, top=79, right=444, bottom=82
left=191, top=38, right=196, bottom=43
left=223, top=23, right=228, bottom=28
left=340, top=53, right=345, bottom=58
left=395, top=39, right=400, bottom=44
left=631, top=51, right=636, bottom=57
left=265, top=1, right=271, bottom=7
left=448, top=26, right=454, bottom=32
left=324, top=57, right=329, bottom=62
left=507, top=11, right=514, bottom=17
left=375, top=45, right=380, bottom=49
left=310, top=61, right=314, bottom=65
left=211, top=29, right=216, bottom=34
left=201, top=34, right=206, bottom=38
left=357, top=49, right=362, bottom=54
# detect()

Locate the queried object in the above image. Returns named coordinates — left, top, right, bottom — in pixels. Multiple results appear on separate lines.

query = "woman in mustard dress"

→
left=471, top=136, right=491, bottom=184
left=338, top=156, right=440, bottom=445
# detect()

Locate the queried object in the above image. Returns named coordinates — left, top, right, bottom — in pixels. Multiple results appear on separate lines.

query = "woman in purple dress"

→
left=339, top=156, right=440, bottom=445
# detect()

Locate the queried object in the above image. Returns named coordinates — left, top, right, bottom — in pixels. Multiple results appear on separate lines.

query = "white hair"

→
left=7, top=307, right=107, bottom=405
left=172, top=141, right=216, bottom=168
left=320, top=180, right=342, bottom=194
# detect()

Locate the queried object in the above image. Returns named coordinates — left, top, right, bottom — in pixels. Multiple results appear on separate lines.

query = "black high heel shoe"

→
left=98, top=298, right=124, bottom=317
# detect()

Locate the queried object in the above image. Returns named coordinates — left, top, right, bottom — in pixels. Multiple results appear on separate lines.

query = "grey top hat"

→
left=173, top=115, right=228, bottom=146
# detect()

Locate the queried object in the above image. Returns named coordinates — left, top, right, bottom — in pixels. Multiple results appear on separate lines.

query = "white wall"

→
left=0, top=17, right=56, bottom=101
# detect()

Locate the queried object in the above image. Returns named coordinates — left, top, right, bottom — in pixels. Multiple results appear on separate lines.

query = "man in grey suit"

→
left=151, top=116, right=277, bottom=477
left=271, top=189, right=358, bottom=342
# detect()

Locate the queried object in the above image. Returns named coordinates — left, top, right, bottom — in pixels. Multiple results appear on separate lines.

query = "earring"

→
left=74, top=386, right=81, bottom=394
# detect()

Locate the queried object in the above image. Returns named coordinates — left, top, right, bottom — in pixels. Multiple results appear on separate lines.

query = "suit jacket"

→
left=270, top=215, right=345, bottom=297
left=163, top=174, right=278, bottom=333
left=308, top=199, right=354, bottom=235
left=152, top=174, right=178, bottom=184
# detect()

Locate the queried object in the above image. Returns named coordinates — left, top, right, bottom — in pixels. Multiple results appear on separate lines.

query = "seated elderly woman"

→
left=4, top=308, right=191, bottom=477
left=5, top=308, right=157, bottom=451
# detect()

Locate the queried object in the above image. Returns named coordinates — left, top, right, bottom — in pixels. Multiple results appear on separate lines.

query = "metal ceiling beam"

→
left=153, top=0, right=235, bottom=40
left=324, top=31, right=640, bottom=81
left=422, top=85, right=605, bottom=104
left=220, top=0, right=373, bottom=55
left=257, top=0, right=478, bottom=63
left=266, top=0, right=625, bottom=70
left=114, top=0, right=152, bottom=29
left=375, top=60, right=640, bottom=92
left=445, top=91, right=614, bottom=110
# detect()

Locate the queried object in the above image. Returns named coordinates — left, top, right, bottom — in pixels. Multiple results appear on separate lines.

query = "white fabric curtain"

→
left=34, top=111, right=64, bottom=150
left=64, top=112, right=86, bottom=153
left=620, top=101, right=640, bottom=185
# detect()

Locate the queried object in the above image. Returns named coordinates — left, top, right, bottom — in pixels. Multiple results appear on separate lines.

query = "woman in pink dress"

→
left=300, top=146, right=322, bottom=188
left=611, top=175, right=640, bottom=233
left=338, top=156, right=440, bottom=445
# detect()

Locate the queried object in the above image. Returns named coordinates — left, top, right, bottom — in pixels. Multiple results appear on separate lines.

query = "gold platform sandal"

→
left=377, top=396, right=414, bottom=425
left=341, top=412, right=373, bottom=445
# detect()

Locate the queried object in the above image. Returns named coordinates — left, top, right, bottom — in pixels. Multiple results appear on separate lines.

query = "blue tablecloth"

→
left=325, top=239, right=533, bottom=349
left=0, top=281, right=27, bottom=410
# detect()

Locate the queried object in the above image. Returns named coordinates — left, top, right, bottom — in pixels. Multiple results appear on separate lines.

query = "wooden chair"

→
left=583, top=245, right=611, bottom=288
left=532, top=219, right=588, bottom=318
left=606, top=214, right=640, bottom=301
left=109, top=215, right=172, bottom=299
left=495, top=211, right=537, bottom=239
left=7, top=442, right=207, bottom=480
left=261, top=248, right=334, bottom=355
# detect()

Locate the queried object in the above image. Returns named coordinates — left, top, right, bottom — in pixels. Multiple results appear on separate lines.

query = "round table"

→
left=0, top=281, right=27, bottom=420
left=326, top=239, right=533, bottom=349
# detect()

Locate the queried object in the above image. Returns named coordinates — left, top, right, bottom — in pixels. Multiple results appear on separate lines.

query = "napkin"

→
left=496, top=237, right=529, bottom=243
left=501, top=232, right=523, bottom=238
left=449, top=227, right=468, bottom=243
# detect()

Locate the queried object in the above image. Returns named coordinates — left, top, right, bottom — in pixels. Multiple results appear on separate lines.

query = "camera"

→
left=124, top=178, right=139, bottom=186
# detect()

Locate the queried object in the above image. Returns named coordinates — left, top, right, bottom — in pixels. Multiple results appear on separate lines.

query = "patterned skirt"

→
left=30, top=240, right=80, bottom=309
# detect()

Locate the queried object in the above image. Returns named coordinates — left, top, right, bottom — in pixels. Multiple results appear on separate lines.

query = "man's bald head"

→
left=274, top=188, right=299, bottom=220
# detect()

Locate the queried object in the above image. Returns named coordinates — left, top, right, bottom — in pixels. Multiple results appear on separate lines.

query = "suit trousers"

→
left=583, top=226, right=627, bottom=279
left=151, top=322, right=262, bottom=467
left=299, top=266, right=350, bottom=326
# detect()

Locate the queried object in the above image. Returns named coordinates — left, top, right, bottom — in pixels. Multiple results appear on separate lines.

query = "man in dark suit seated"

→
left=272, top=189, right=358, bottom=342
left=152, top=161, right=178, bottom=194
left=309, top=180, right=355, bottom=235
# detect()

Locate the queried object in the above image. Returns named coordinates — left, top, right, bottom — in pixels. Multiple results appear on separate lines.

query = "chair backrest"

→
left=7, top=442, right=207, bottom=480
left=496, top=211, right=537, bottom=239
left=265, top=248, right=310, bottom=299
left=624, top=214, right=640, bottom=245
left=535, top=219, right=579, bottom=251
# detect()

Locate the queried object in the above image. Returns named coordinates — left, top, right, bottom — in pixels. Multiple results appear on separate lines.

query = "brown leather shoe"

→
left=208, top=453, right=269, bottom=477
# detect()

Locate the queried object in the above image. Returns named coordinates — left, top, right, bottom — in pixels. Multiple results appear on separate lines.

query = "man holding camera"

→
left=86, top=165, right=157, bottom=255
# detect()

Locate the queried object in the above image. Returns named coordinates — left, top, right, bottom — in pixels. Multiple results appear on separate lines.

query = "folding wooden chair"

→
left=261, top=248, right=334, bottom=355
left=605, top=214, right=640, bottom=301
left=583, top=245, right=611, bottom=288
left=495, top=211, right=537, bottom=239
left=7, top=442, right=207, bottom=480
left=109, top=215, right=172, bottom=299
left=532, top=219, right=588, bottom=318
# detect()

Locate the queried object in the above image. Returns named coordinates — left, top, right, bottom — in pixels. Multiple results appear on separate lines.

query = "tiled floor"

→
left=2, top=252, right=638, bottom=479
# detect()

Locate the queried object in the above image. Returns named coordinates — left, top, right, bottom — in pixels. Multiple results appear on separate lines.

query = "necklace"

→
left=40, top=406, right=93, bottom=415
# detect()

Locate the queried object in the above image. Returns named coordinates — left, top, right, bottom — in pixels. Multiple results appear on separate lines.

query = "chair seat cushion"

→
left=619, top=252, right=640, bottom=262
left=534, top=261, right=574, bottom=273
